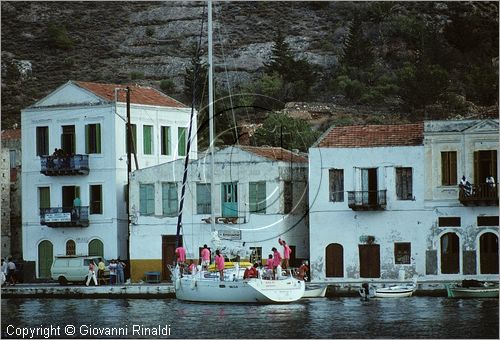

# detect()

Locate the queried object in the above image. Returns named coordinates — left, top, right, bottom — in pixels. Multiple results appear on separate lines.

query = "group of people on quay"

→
left=1, top=256, right=17, bottom=286
left=85, top=258, right=126, bottom=286
left=174, top=238, right=310, bottom=281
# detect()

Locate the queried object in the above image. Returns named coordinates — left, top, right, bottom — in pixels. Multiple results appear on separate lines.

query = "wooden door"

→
left=38, top=240, right=53, bottom=278
left=440, top=233, right=459, bottom=274
left=162, top=235, right=177, bottom=281
left=88, top=239, right=104, bottom=257
left=480, top=232, right=499, bottom=274
left=326, top=243, right=344, bottom=277
left=359, top=244, right=380, bottom=278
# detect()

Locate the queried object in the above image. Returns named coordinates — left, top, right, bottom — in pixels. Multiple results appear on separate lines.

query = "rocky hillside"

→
left=1, top=1, right=498, bottom=129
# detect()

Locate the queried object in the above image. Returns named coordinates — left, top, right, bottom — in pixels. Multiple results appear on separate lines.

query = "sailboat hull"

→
left=175, top=276, right=305, bottom=303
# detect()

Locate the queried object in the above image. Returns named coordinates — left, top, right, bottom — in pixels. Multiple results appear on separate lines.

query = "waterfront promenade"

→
left=2, top=281, right=449, bottom=298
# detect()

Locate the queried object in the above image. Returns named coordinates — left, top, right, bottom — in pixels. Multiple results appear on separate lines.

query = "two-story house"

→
left=21, top=80, right=195, bottom=279
left=423, top=119, right=498, bottom=280
left=308, top=123, right=426, bottom=283
left=128, top=145, right=309, bottom=282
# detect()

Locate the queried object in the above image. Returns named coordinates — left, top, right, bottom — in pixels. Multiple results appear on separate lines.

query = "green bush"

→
left=130, top=71, right=144, bottom=80
left=160, top=79, right=176, bottom=93
left=145, top=27, right=155, bottom=37
left=47, top=22, right=74, bottom=50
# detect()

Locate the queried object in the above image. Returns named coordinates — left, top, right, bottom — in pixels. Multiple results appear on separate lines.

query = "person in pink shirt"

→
left=200, top=244, right=211, bottom=270
left=278, top=238, right=292, bottom=269
left=175, top=245, right=186, bottom=274
left=215, top=249, right=225, bottom=281
left=272, top=247, right=282, bottom=279
left=265, top=254, right=274, bottom=279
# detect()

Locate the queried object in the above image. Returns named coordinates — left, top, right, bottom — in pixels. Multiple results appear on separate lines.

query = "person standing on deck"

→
left=215, top=250, right=225, bottom=281
left=272, top=247, right=282, bottom=279
left=200, top=244, right=211, bottom=271
left=175, top=245, right=187, bottom=273
left=278, top=238, right=292, bottom=269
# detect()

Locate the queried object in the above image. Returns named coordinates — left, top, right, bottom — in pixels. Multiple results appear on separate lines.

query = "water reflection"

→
left=1, top=297, right=498, bottom=338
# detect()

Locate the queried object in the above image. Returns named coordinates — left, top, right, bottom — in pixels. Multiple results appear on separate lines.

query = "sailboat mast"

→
left=208, top=0, right=216, bottom=236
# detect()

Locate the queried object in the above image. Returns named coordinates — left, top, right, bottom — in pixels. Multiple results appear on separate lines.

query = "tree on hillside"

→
left=340, top=11, right=375, bottom=69
left=251, top=113, right=320, bottom=152
left=183, top=47, right=208, bottom=109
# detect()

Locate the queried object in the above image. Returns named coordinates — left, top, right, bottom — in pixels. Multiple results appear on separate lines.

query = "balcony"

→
left=40, top=155, right=89, bottom=176
left=347, top=190, right=387, bottom=211
left=40, top=207, right=89, bottom=227
left=459, top=183, right=498, bottom=206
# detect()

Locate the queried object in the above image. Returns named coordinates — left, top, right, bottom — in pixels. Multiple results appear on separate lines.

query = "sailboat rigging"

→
left=169, top=0, right=305, bottom=303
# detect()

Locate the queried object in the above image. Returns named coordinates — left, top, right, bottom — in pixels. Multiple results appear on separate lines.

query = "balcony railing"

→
left=40, top=154, right=89, bottom=176
left=40, top=206, right=89, bottom=227
left=459, top=183, right=498, bottom=206
left=347, top=190, right=387, bottom=211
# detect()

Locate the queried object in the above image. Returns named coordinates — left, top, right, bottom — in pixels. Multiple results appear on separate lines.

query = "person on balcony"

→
left=459, top=176, right=472, bottom=196
left=73, top=196, right=81, bottom=219
left=486, top=175, right=496, bottom=189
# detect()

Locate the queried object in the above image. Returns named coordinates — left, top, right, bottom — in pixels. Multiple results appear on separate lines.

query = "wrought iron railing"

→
left=40, top=206, right=89, bottom=227
left=40, top=154, right=89, bottom=176
left=459, top=183, right=498, bottom=206
left=347, top=190, right=387, bottom=210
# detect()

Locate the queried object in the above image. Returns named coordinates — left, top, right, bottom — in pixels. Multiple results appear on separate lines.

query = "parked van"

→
left=51, top=255, right=109, bottom=285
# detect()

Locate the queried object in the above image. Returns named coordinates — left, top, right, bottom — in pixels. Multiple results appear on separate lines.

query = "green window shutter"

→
left=140, top=185, right=147, bottom=214
left=39, top=187, right=50, bottom=209
left=85, top=125, right=90, bottom=154
left=249, top=182, right=257, bottom=212
left=441, top=152, right=449, bottom=185
left=96, top=124, right=101, bottom=153
left=197, top=184, right=211, bottom=214
left=178, top=127, right=186, bottom=156
left=147, top=184, right=155, bottom=214
left=450, top=151, right=457, bottom=185
left=161, top=126, right=171, bottom=155
left=257, top=182, right=266, bottom=213
left=143, top=125, right=152, bottom=155
left=132, top=124, right=137, bottom=154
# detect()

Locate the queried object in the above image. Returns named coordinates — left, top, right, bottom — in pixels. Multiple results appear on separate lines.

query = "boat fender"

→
left=175, top=278, right=181, bottom=290
left=190, top=278, right=197, bottom=290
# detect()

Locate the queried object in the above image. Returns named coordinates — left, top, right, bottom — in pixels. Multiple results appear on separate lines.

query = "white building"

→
left=308, top=120, right=498, bottom=285
left=21, top=80, right=195, bottom=279
left=128, top=145, right=309, bottom=282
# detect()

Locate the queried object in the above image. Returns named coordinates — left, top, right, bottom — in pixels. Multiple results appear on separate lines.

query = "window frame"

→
left=89, top=184, right=103, bottom=215
left=178, top=127, right=187, bottom=156
left=162, top=182, right=178, bottom=217
left=249, top=181, right=267, bottom=213
left=394, top=242, right=411, bottom=265
left=441, top=151, right=457, bottom=186
left=329, top=168, right=344, bottom=202
left=36, top=126, right=49, bottom=156
left=160, top=126, right=171, bottom=156
left=196, top=183, right=211, bottom=215
left=139, top=183, right=155, bottom=215
left=143, top=125, right=154, bottom=155
left=85, top=123, right=101, bottom=154
left=396, top=167, right=413, bottom=200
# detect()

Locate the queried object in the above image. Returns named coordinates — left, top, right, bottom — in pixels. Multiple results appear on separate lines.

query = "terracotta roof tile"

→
left=317, top=123, right=424, bottom=148
left=1, top=129, right=21, bottom=140
left=238, top=145, right=308, bottom=163
left=74, top=81, right=186, bottom=108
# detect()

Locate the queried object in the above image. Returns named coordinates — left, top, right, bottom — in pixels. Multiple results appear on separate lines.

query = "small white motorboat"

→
left=303, top=284, right=327, bottom=298
left=359, top=282, right=417, bottom=299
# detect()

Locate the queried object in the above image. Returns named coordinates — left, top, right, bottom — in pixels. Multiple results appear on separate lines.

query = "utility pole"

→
left=126, top=87, right=131, bottom=273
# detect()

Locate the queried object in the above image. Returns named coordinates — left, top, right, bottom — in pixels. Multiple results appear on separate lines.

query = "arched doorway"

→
left=38, top=240, right=53, bottom=278
left=440, top=233, right=459, bottom=274
left=480, top=233, right=498, bottom=274
left=66, top=240, right=76, bottom=255
left=325, top=243, right=344, bottom=277
left=88, top=239, right=104, bottom=257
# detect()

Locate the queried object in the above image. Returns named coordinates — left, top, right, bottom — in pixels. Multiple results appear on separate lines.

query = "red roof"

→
left=317, top=123, right=424, bottom=148
left=238, top=146, right=308, bottom=163
left=74, top=81, right=186, bottom=108
left=1, top=129, right=21, bottom=140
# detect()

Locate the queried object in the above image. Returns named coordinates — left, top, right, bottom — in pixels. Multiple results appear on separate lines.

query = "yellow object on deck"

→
left=208, top=261, right=252, bottom=271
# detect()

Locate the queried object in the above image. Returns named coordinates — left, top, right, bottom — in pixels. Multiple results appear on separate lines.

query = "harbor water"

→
left=1, top=297, right=498, bottom=338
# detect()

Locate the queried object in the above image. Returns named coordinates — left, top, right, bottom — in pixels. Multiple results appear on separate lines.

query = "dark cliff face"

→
left=1, top=1, right=498, bottom=128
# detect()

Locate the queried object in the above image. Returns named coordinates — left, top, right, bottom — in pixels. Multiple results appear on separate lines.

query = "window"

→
left=126, top=124, right=137, bottom=154
left=440, top=233, right=460, bottom=274
left=441, top=151, right=457, bottom=186
left=162, top=182, right=178, bottom=216
left=196, top=183, right=211, bottom=214
left=477, top=216, right=499, bottom=227
left=9, top=150, right=16, bottom=169
left=178, top=127, right=187, bottom=156
left=143, top=125, right=153, bottom=155
left=474, top=150, right=497, bottom=185
left=39, top=187, right=50, bottom=209
left=139, top=184, right=155, bottom=215
left=438, top=217, right=461, bottom=227
left=36, top=126, right=49, bottom=156
left=329, top=169, right=344, bottom=202
left=161, top=126, right=171, bottom=156
left=249, top=181, right=266, bottom=213
left=283, top=181, right=293, bottom=214
left=61, top=125, right=75, bottom=154
left=89, top=185, right=102, bottom=214
left=66, top=240, right=76, bottom=255
left=394, top=243, right=411, bottom=264
left=396, top=167, right=413, bottom=200
left=85, top=123, right=101, bottom=154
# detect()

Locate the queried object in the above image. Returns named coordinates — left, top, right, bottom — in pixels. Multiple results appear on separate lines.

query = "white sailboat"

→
left=170, top=0, right=305, bottom=304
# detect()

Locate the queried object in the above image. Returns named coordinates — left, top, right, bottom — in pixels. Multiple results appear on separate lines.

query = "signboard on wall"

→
left=45, top=213, right=71, bottom=223
left=218, top=230, right=241, bottom=240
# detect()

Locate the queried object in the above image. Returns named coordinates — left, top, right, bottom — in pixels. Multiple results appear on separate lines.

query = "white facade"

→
left=21, top=81, right=195, bottom=278
left=308, top=120, right=499, bottom=284
left=129, top=146, right=309, bottom=282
